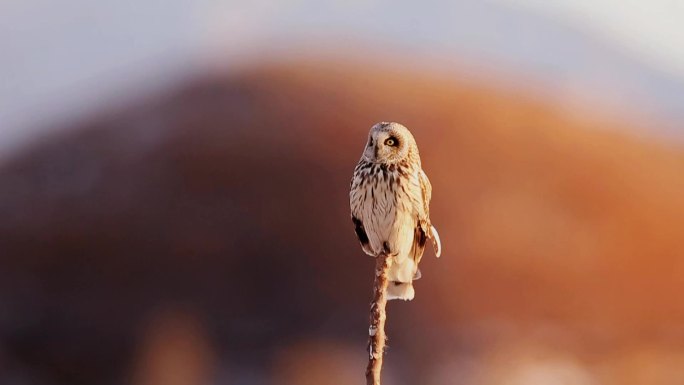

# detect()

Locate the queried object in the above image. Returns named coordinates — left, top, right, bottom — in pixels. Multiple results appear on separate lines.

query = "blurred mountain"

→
left=0, top=60, right=683, bottom=385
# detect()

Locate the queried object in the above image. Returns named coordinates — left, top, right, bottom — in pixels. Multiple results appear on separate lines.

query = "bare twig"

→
left=366, top=253, right=391, bottom=385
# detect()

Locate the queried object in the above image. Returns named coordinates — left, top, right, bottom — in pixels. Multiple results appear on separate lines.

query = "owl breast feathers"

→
left=350, top=122, right=441, bottom=301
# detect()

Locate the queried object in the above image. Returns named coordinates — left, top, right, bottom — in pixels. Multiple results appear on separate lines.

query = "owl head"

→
left=362, top=122, right=419, bottom=164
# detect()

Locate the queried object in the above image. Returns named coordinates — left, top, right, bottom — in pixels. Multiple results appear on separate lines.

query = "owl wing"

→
left=418, top=169, right=442, bottom=258
left=405, top=170, right=428, bottom=267
left=418, top=169, right=432, bottom=217
left=352, top=216, right=374, bottom=256
left=350, top=167, right=375, bottom=256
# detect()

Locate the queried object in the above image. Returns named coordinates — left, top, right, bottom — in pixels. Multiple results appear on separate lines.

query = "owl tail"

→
left=386, top=258, right=420, bottom=301
left=387, top=281, right=415, bottom=301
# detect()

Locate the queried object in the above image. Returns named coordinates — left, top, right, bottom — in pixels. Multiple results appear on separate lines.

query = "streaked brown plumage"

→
left=350, top=122, right=441, bottom=300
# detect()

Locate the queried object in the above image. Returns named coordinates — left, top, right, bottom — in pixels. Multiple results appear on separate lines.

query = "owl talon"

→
left=381, top=242, right=399, bottom=257
left=382, top=241, right=391, bottom=255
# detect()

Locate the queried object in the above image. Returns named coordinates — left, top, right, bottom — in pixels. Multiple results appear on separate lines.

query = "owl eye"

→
left=384, top=137, right=398, bottom=146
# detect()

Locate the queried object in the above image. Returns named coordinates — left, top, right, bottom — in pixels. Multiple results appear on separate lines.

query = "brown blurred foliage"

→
left=131, top=309, right=215, bottom=385
left=0, top=59, right=683, bottom=385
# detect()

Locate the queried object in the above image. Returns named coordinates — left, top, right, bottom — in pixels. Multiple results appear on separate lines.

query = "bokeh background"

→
left=1, top=1, right=684, bottom=384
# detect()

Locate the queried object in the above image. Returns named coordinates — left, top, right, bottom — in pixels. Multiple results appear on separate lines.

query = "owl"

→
left=350, top=122, right=441, bottom=301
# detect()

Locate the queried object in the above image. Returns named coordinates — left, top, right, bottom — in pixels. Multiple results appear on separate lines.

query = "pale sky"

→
left=1, top=0, right=684, bottom=158
left=504, top=0, right=684, bottom=79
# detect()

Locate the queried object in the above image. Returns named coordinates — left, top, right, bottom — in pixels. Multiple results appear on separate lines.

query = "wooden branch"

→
left=366, top=253, right=391, bottom=385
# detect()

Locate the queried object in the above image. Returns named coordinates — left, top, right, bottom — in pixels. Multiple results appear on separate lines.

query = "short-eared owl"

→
left=350, top=122, right=441, bottom=300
